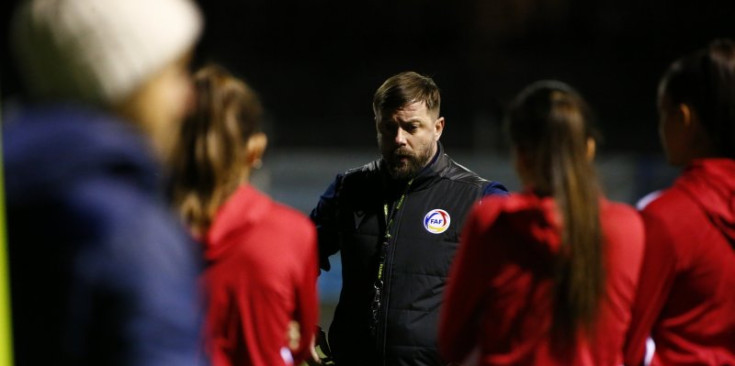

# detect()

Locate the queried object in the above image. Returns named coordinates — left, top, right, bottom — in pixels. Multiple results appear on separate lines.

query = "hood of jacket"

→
left=487, top=192, right=564, bottom=260
left=202, top=185, right=271, bottom=261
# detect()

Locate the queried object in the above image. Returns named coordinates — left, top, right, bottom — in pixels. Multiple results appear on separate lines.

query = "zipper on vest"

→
left=371, top=179, right=412, bottom=364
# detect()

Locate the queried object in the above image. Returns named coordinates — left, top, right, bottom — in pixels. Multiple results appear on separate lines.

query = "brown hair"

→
left=372, top=71, right=441, bottom=118
left=507, top=80, right=604, bottom=349
left=169, top=64, right=263, bottom=235
left=661, top=38, right=735, bottom=158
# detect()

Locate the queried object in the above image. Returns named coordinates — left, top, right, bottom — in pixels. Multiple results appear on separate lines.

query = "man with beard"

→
left=310, top=71, right=507, bottom=366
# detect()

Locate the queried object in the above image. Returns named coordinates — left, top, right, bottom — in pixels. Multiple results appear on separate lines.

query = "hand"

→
left=305, top=334, right=322, bottom=365
left=287, top=321, right=300, bottom=352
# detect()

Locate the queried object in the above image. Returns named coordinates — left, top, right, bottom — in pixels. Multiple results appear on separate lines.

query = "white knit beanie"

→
left=11, top=0, right=203, bottom=106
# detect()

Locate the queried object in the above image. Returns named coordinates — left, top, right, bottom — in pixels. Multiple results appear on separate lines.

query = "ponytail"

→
left=169, top=65, right=262, bottom=235
left=507, top=81, right=604, bottom=349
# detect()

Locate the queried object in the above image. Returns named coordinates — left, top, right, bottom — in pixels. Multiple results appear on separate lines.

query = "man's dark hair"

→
left=372, top=71, right=441, bottom=118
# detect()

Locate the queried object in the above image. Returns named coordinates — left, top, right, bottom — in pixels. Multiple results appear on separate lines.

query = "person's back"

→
left=624, top=40, right=735, bottom=366
left=440, top=81, right=644, bottom=366
left=441, top=193, right=642, bottom=365
left=5, top=105, right=201, bottom=365
left=627, top=160, right=735, bottom=365
left=170, top=65, right=318, bottom=366
left=201, top=186, right=318, bottom=366
left=5, top=0, right=204, bottom=364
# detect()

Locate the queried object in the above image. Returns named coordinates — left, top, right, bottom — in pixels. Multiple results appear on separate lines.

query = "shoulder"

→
left=637, top=186, right=701, bottom=255
left=442, top=156, right=509, bottom=194
left=340, top=160, right=381, bottom=185
left=322, top=159, right=381, bottom=190
left=65, top=177, right=196, bottom=282
left=76, top=178, right=186, bottom=246
left=227, top=186, right=315, bottom=236
left=465, top=194, right=514, bottom=232
left=238, top=190, right=317, bottom=246
left=253, top=198, right=318, bottom=263
left=442, top=157, right=487, bottom=186
left=600, top=199, right=645, bottom=245
left=5, top=104, right=141, bottom=153
left=638, top=186, right=696, bottom=231
left=270, top=201, right=317, bottom=235
left=4, top=105, right=155, bottom=199
left=601, top=199, right=642, bottom=225
left=320, top=159, right=382, bottom=203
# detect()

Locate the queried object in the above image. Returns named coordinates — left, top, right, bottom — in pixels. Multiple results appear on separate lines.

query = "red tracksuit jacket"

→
left=624, top=158, right=735, bottom=366
left=201, top=185, right=319, bottom=366
left=440, top=192, right=644, bottom=365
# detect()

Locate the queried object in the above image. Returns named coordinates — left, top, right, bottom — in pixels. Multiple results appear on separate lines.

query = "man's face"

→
left=376, top=101, right=444, bottom=180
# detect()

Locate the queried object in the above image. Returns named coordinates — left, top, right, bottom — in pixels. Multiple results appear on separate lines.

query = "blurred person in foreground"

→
left=624, top=39, right=735, bottom=366
left=170, top=65, right=319, bottom=366
left=4, top=0, right=203, bottom=364
left=439, top=81, right=645, bottom=365
left=310, top=71, right=507, bottom=366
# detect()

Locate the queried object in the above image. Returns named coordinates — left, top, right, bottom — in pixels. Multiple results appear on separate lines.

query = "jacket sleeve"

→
left=624, top=209, right=678, bottom=366
left=292, top=223, right=320, bottom=364
left=310, top=174, right=344, bottom=271
left=439, top=202, right=502, bottom=363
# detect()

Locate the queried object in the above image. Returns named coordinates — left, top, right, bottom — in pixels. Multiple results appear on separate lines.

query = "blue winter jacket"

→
left=3, top=104, right=203, bottom=366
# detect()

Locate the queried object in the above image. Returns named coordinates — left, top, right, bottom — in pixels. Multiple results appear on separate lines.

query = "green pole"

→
left=0, top=92, right=14, bottom=365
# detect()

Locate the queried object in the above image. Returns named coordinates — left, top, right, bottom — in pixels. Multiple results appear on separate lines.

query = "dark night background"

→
left=3, top=0, right=735, bottom=325
left=3, top=0, right=735, bottom=154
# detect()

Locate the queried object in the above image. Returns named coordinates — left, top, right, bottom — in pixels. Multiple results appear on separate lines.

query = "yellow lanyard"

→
left=377, top=179, right=413, bottom=282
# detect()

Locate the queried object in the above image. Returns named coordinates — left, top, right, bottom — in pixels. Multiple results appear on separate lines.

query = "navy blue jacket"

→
left=311, top=145, right=507, bottom=366
left=3, top=105, right=202, bottom=366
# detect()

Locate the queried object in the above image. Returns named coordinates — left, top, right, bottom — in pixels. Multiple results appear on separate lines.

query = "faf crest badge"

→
left=423, top=209, right=450, bottom=234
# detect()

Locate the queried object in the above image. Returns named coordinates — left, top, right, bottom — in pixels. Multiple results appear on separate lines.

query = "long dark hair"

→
left=661, top=38, right=735, bottom=158
left=507, top=81, right=604, bottom=348
left=169, top=64, right=262, bottom=235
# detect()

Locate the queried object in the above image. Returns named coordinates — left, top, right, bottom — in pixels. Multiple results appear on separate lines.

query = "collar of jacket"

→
left=380, top=142, right=449, bottom=193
